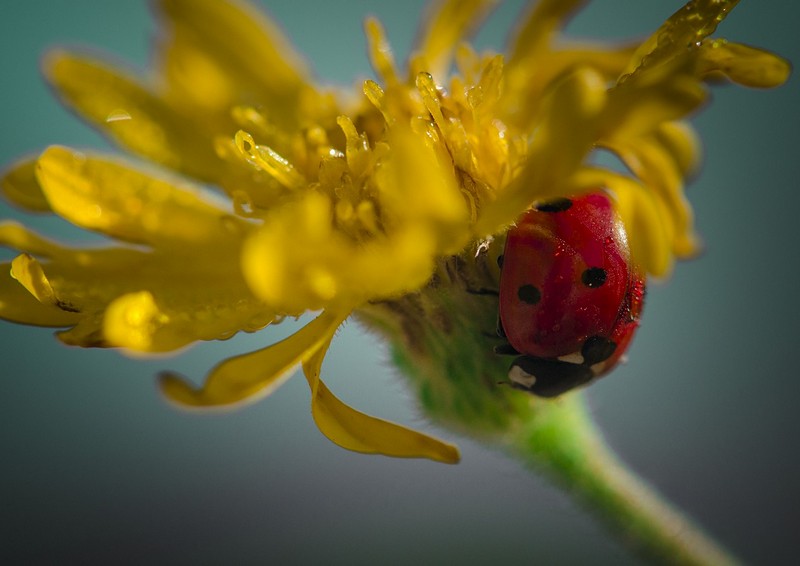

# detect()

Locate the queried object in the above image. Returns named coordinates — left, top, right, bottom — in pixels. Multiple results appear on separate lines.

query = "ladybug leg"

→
left=465, top=287, right=499, bottom=296
left=508, top=356, right=593, bottom=398
left=492, top=315, right=520, bottom=355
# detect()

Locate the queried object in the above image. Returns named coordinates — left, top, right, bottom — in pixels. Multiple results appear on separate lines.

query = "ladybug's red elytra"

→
left=496, top=193, right=646, bottom=397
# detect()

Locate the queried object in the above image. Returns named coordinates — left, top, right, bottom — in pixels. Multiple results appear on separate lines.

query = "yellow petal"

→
left=378, top=127, right=469, bottom=235
left=365, top=17, right=400, bottom=87
left=413, top=0, right=497, bottom=79
left=602, top=136, right=699, bottom=258
left=10, top=253, right=61, bottom=308
left=159, top=309, right=347, bottom=407
left=651, top=121, right=701, bottom=179
left=3, top=225, right=272, bottom=352
left=155, top=0, right=311, bottom=132
left=502, top=43, right=638, bottom=133
left=620, top=0, right=739, bottom=81
left=507, top=0, right=587, bottom=67
left=35, top=146, right=249, bottom=251
left=243, top=192, right=441, bottom=312
left=102, top=291, right=176, bottom=352
left=0, top=222, right=66, bottom=258
left=55, top=264, right=274, bottom=352
left=697, top=40, right=792, bottom=88
left=0, top=261, right=80, bottom=327
left=303, top=337, right=460, bottom=464
left=605, top=60, right=707, bottom=142
left=1, top=158, right=51, bottom=213
left=44, top=50, right=223, bottom=182
left=475, top=66, right=607, bottom=236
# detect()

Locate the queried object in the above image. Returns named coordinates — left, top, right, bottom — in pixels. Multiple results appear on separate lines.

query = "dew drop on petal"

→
left=232, top=190, right=255, bottom=216
left=105, top=109, right=132, bottom=123
left=245, top=312, right=273, bottom=332
left=216, top=329, right=237, bottom=340
left=87, top=204, right=102, bottom=219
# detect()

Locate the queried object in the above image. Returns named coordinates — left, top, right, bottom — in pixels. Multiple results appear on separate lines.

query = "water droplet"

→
left=87, top=204, right=102, bottom=219
left=232, top=191, right=255, bottom=216
left=244, top=312, right=273, bottom=332
left=70, top=151, right=87, bottom=168
left=217, top=329, right=237, bottom=341
left=106, top=109, right=132, bottom=123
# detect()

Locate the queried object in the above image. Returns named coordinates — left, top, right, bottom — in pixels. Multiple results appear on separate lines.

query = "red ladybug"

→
left=496, top=193, right=645, bottom=397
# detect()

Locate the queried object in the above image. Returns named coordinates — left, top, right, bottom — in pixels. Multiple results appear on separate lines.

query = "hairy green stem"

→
left=510, top=396, right=738, bottom=566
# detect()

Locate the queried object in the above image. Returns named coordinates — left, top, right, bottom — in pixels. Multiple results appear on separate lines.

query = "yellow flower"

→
left=0, top=0, right=789, bottom=464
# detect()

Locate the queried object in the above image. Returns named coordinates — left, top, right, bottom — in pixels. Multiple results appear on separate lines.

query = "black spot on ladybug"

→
left=497, top=254, right=504, bottom=269
left=517, top=284, right=541, bottom=305
left=581, top=267, right=607, bottom=288
left=535, top=198, right=573, bottom=213
left=509, top=356, right=593, bottom=397
left=581, top=336, right=617, bottom=366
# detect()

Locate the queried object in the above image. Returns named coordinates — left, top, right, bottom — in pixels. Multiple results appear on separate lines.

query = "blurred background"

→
left=1, top=1, right=797, bottom=564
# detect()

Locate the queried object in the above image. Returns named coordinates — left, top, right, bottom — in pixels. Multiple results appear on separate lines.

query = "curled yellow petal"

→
left=697, top=40, right=792, bottom=88
left=0, top=262, right=80, bottom=327
left=602, top=136, right=699, bottom=258
left=652, top=121, right=701, bottom=179
left=10, top=253, right=61, bottom=308
left=159, top=309, right=348, bottom=408
left=303, top=337, right=460, bottom=464
left=620, top=0, right=739, bottom=81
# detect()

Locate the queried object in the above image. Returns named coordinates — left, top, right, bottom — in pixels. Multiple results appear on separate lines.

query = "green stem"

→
left=359, top=255, right=739, bottom=565
left=510, top=395, right=739, bottom=566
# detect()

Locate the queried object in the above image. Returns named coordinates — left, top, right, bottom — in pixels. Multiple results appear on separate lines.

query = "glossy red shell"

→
left=499, top=193, right=641, bottom=368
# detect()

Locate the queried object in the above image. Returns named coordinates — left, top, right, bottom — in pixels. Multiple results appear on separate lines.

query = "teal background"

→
left=1, top=1, right=798, bottom=564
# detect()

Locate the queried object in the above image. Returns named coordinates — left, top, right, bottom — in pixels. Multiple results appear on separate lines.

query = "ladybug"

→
left=496, top=193, right=646, bottom=397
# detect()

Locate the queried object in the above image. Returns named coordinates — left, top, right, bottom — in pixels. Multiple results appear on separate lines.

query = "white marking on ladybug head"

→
left=509, top=364, right=536, bottom=389
left=558, top=351, right=584, bottom=365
